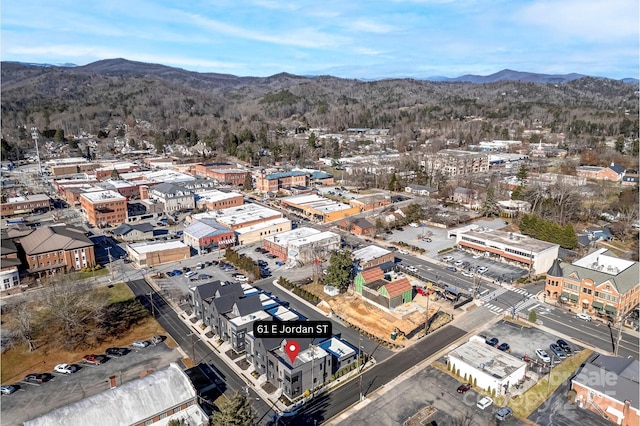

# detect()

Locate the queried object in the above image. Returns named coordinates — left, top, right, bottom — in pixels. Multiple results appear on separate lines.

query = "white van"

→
left=185, top=270, right=197, bottom=278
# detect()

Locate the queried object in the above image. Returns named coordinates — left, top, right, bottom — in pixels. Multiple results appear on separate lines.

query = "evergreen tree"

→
left=243, top=172, right=254, bottom=191
left=325, top=250, right=354, bottom=291
left=561, top=223, right=578, bottom=249
left=516, top=163, right=528, bottom=183
left=511, top=186, right=524, bottom=201
left=54, top=128, right=65, bottom=142
left=308, top=132, right=317, bottom=149
left=481, top=185, right=500, bottom=217
left=388, top=173, right=398, bottom=191
left=210, top=391, right=255, bottom=426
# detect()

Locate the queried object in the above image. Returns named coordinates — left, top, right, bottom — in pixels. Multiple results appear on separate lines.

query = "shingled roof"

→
left=19, top=225, right=93, bottom=256
left=383, top=277, right=412, bottom=297
left=360, top=267, right=385, bottom=283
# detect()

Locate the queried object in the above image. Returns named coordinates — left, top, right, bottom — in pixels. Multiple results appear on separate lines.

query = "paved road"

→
left=126, top=278, right=278, bottom=425
left=283, top=325, right=468, bottom=425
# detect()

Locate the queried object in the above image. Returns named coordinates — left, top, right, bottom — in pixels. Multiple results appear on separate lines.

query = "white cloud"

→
left=351, top=19, right=396, bottom=34
left=353, top=47, right=385, bottom=55
left=519, top=0, right=639, bottom=40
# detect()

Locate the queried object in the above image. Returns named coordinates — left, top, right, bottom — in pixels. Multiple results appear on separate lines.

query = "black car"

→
left=257, top=260, right=268, bottom=266
left=486, top=337, right=499, bottom=347
left=182, top=267, right=191, bottom=273
left=556, top=339, right=572, bottom=354
left=497, top=343, right=510, bottom=352
left=106, top=347, right=129, bottom=356
left=446, top=266, right=457, bottom=272
left=386, top=246, right=398, bottom=251
left=254, top=247, right=264, bottom=253
left=24, top=373, right=49, bottom=384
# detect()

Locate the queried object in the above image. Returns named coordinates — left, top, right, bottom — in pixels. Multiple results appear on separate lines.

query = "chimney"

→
left=140, top=185, right=149, bottom=200
left=109, top=375, right=117, bottom=389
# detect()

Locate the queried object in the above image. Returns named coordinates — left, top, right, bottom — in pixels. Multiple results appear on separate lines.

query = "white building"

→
left=448, top=338, right=526, bottom=396
left=455, top=227, right=559, bottom=275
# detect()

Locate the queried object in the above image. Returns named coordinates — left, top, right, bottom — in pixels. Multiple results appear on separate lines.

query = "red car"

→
left=457, top=383, right=472, bottom=394
left=83, top=354, right=106, bottom=365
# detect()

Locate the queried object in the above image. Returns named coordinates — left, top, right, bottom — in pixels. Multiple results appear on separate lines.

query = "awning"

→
left=569, top=294, right=579, bottom=302
left=605, top=305, right=617, bottom=314
left=561, top=291, right=570, bottom=299
left=592, top=301, right=604, bottom=309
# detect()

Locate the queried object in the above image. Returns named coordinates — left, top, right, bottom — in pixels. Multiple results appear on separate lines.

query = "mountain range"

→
left=5, top=59, right=638, bottom=85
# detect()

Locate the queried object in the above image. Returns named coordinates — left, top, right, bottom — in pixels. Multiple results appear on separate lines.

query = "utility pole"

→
left=149, top=292, right=155, bottom=318
left=106, top=247, right=114, bottom=281
left=359, top=330, right=364, bottom=401
left=614, top=314, right=626, bottom=356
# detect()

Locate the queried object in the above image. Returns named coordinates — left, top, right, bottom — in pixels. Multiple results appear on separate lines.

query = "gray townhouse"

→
left=149, top=182, right=195, bottom=213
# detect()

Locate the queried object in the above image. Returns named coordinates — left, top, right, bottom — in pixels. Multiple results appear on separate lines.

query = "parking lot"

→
left=480, top=320, right=582, bottom=367
left=1, top=341, right=181, bottom=426
left=336, top=365, right=524, bottom=425
left=438, top=250, right=528, bottom=284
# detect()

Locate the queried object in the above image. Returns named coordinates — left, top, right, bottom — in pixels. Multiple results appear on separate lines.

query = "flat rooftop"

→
left=79, top=190, right=126, bottom=203
left=461, top=228, right=557, bottom=253
left=288, top=231, right=340, bottom=247
left=449, top=340, right=526, bottom=380
left=282, top=194, right=353, bottom=213
left=128, top=240, right=188, bottom=255
left=198, top=190, right=243, bottom=203
left=120, top=170, right=196, bottom=184
left=572, top=248, right=635, bottom=276
left=319, top=337, right=356, bottom=358
left=353, top=245, right=392, bottom=263
left=5, top=194, right=50, bottom=203
left=194, top=204, right=282, bottom=227
left=234, top=217, right=291, bottom=234
left=267, top=306, right=299, bottom=321
left=264, top=227, right=321, bottom=246
left=228, top=309, right=271, bottom=327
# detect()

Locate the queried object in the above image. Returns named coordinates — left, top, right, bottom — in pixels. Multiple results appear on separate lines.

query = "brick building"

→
left=1, top=194, right=50, bottom=216
left=19, top=225, right=96, bottom=276
left=80, top=190, right=128, bottom=227
left=255, top=170, right=308, bottom=193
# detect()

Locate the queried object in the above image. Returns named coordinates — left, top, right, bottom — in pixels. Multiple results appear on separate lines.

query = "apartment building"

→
left=148, top=182, right=195, bottom=212
left=421, top=149, right=489, bottom=176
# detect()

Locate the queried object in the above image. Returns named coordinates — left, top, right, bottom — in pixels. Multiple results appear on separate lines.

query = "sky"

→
left=1, top=0, right=638, bottom=80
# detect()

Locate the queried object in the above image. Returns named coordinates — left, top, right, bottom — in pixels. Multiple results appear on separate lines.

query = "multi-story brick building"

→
left=196, top=190, right=244, bottom=211
left=207, top=168, right=250, bottom=186
left=545, top=248, right=639, bottom=322
left=255, top=170, right=309, bottom=193
left=183, top=219, right=236, bottom=254
left=80, top=190, right=128, bottom=227
left=421, top=149, right=489, bottom=177
left=19, top=225, right=96, bottom=276
left=1, top=194, right=50, bottom=216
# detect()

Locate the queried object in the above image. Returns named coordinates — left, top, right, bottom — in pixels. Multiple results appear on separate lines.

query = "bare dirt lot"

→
left=305, top=282, right=446, bottom=343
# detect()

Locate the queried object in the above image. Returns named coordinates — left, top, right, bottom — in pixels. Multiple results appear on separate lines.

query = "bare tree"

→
left=550, top=180, right=581, bottom=225
left=41, top=275, right=107, bottom=349
left=12, top=301, right=38, bottom=352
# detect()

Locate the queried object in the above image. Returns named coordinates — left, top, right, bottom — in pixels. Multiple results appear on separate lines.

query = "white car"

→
left=536, top=348, right=551, bottom=363
left=454, top=260, right=464, bottom=267
left=477, top=266, right=488, bottom=274
left=235, top=275, right=249, bottom=282
left=576, top=313, right=592, bottom=322
left=132, top=340, right=150, bottom=348
left=461, top=271, right=474, bottom=278
left=398, top=250, right=409, bottom=255
left=477, top=396, right=493, bottom=410
left=54, top=363, right=77, bottom=374
left=442, top=256, right=454, bottom=262
left=185, top=270, right=197, bottom=278
left=407, top=265, right=418, bottom=273
left=409, top=222, right=419, bottom=228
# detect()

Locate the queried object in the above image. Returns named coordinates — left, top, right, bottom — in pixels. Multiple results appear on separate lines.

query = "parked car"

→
left=477, top=396, right=493, bottom=410
left=235, top=275, right=249, bottom=282
left=257, top=260, right=268, bottom=266
left=266, top=254, right=278, bottom=259
left=255, top=247, right=265, bottom=253
left=457, top=383, right=472, bottom=394
left=497, top=343, right=510, bottom=352
left=477, top=266, right=489, bottom=274
left=197, top=274, right=213, bottom=281
left=486, top=337, right=499, bottom=347
left=398, top=250, right=409, bottom=255
left=461, top=271, right=474, bottom=278
left=386, top=246, right=398, bottom=251
left=182, top=266, right=191, bottom=273
left=82, top=354, right=106, bottom=365
left=106, top=347, right=129, bottom=356
left=576, top=313, right=592, bottom=321
left=495, top=407, right=513, bottom=421
left=442, top=256, right=454, bottom=262
left=549, top=343, right=566, bottom=358
left=446, top=266, right=457, bottom=272
left=536, top=348, right=551, bottom=363
left=165, top=271, right=175, bottom=277
left=185, top=270, right=197, bottom=278
left=409, top=222, right=419, bottom=228
left=1, top=385, right=17, bottom=395
left=172, top=269, right=182, bottom=276
left=132, top=340, right=150, bottom=348
left=407, top=265, right=418, bottom=273
left=54, top=363, right=78, bottom=374
left=422, top=238, right=432, bottom=243
left=556, top=339, right=572, bottom=354
left=24, top=373, right=49, bottom=384
left=454, top=260, right=464, bottom=267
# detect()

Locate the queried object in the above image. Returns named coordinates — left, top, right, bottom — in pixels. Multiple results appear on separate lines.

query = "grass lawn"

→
left=73, top=267, right=109, bottom=280
left=509, top=349, right=592, bottom=419
left=1, top=283, right=171, bottom=384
